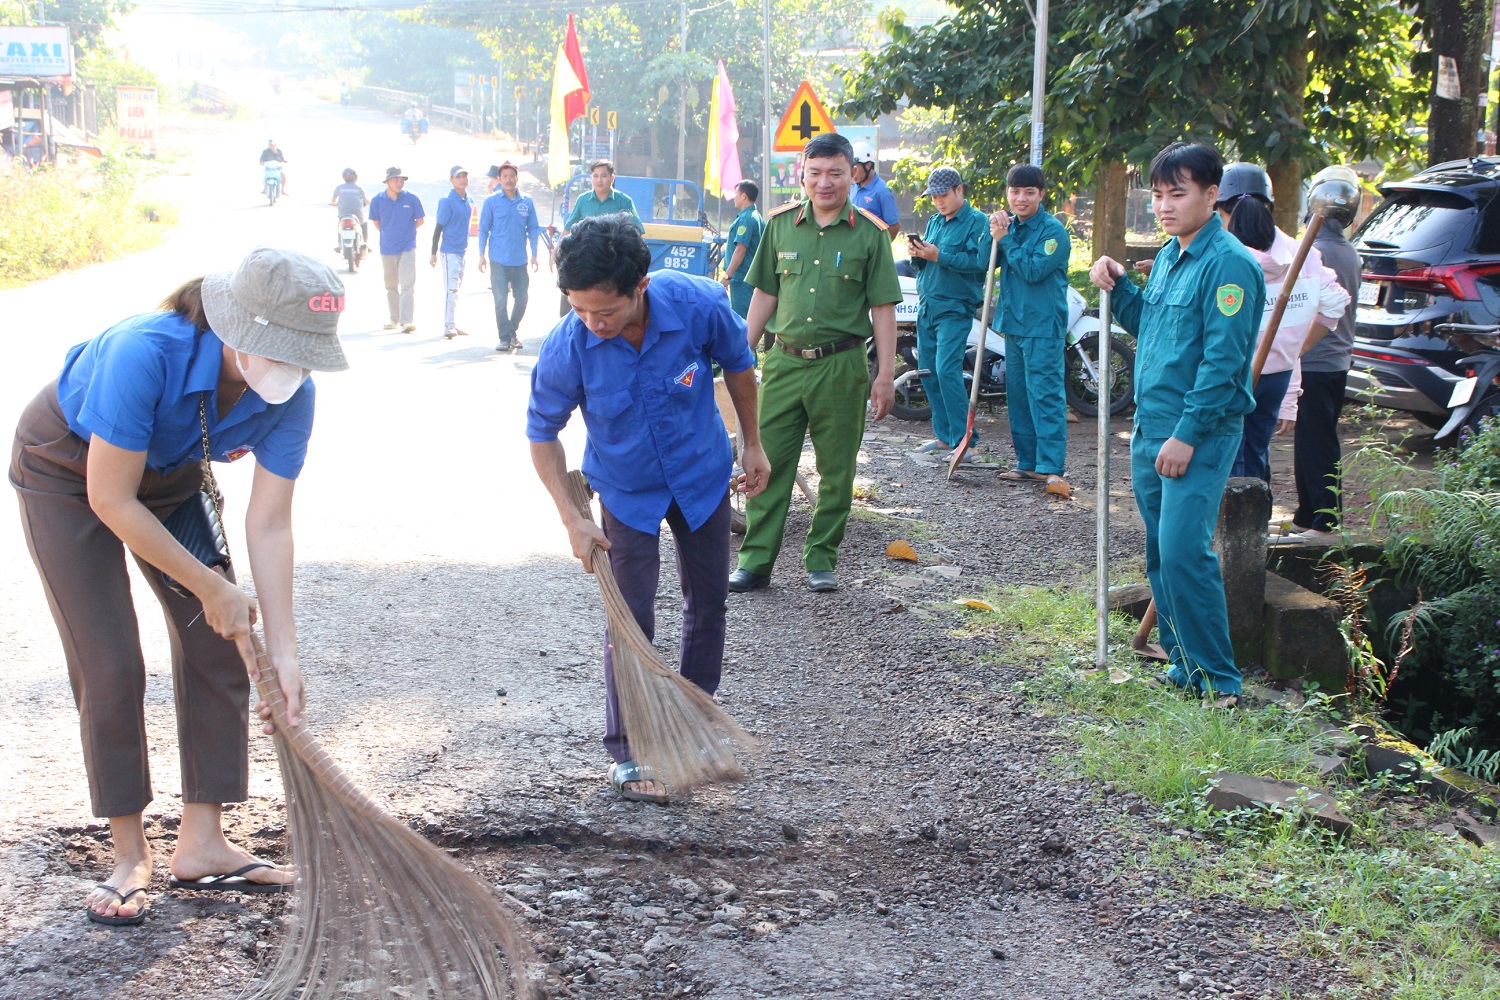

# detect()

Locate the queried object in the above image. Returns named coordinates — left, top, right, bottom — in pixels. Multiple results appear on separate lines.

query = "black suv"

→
left=1348, top=156, right=1500, bottom=428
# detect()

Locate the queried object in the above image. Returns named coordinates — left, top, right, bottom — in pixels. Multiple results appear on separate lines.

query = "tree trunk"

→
left=1093, top=158, right=1127, bottom=266
left=1271, top=33, right=1308, bottom=236
left=1427, top=0, right=1495, bottom=165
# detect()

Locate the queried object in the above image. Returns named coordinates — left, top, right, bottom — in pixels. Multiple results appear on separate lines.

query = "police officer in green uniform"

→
left=729, top=132, right=902, bottom=594
left=1090, top=142, right=1265, bottom=702
left=907, top=166, right=990, bottom=455
left=989, top=164, right=1072, bottom=485
left=722, top=179, right=764, bottom=322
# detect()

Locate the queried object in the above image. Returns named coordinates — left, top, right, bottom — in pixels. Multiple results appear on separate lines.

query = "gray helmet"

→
left=1217, top=162, right=1274, bottom=205
left=342, top=167, right=356, bottom=182
left=1307, top=165, right=1361, bottom=227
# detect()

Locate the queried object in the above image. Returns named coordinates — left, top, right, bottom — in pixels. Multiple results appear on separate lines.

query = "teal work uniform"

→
left=912, top=202, right=991, bottom=448
left=725, top=204, right=764, bottom=318
left=739, top=198, right=902, bottom=575
left=990, top=208, right=1071, bottom=475
left=565, top=188, right=645, bottom=232
left=1111, top=213, right=1265, bottom=696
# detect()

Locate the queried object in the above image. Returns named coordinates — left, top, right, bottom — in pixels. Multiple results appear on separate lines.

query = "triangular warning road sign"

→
left=773, top=80, right=837, bottom=152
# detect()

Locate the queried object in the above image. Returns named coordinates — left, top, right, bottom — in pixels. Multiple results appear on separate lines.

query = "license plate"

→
left=1357, top=281, right=1381, bottom=306
left=1449, top=376, right=1478, bottom=408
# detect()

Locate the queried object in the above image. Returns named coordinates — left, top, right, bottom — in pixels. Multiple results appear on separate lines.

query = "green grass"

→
left=971, top=584, right=1500, bottom=999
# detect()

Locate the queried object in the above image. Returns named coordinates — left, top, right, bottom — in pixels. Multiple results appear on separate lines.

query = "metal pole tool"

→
left=1095, top=288, right=1112, bottom=671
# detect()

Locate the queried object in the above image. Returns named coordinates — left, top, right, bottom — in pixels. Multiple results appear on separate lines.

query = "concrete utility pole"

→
left=677, top=0, right=688, bottom=181
left=1030, top=0, right=1047, bottom=166
left=761, top=0, right=772, bottom=198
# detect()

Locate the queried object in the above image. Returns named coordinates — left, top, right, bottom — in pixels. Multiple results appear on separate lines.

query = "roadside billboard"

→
left=116, top=85, right=158, bottom=155
left=0, top=26, right=72, bottom=78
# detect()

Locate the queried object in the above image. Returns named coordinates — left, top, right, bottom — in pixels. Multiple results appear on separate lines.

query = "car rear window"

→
left=1356, top=190, right=1475, bottom=253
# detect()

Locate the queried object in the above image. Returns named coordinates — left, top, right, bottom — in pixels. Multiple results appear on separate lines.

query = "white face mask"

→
left=237, top=352, right=309, bottom=405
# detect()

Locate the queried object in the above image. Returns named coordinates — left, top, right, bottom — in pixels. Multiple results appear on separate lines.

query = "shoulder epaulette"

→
left=767, top=201, right=801, bottom=219
left=854, top=205, right=889, bottom=231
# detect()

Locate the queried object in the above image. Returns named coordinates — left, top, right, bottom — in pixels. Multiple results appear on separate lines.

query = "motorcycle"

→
left=870, top=274, right=1136, bottom=423
left=1431, top=323, right=1500, bottom=442
left=338, top=215, right=363, bottom=274
left=262, top=162, right=283, bottom=207
left=400, top=115, right=429, bottom=144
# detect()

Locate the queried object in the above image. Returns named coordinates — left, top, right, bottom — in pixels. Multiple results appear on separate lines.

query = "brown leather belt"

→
left=777, top=335, right=865, bottom=360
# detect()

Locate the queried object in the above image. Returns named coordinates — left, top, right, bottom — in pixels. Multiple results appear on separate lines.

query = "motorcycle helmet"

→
left=342, top=168, right=356, bottom=182
left=1217, top=162, right=1273, bottom=206
left=1306, top=165, right=1361, bottom=227
left=851, top=141, right=876, bottom=166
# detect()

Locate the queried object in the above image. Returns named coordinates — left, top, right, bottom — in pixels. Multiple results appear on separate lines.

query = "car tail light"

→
left=1362, top=262, right=1500, bottom=300
left=1352, top=347, right=1428, bottom=364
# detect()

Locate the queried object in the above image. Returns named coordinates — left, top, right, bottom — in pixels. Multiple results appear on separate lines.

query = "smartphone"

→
left=905, top=233, right=925, bottom=246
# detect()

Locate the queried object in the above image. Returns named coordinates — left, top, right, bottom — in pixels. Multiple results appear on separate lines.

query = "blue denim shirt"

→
left=477, top=190, right=540, bottom=267
left=526, top=271, right=755, bottom=534
left=1112, top=214, right=1266, bottom=445
left=56, top=311, right=316, bottom=480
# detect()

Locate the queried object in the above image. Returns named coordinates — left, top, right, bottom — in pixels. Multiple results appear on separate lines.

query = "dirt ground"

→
left=0, top=76, right=1433, bottom=1000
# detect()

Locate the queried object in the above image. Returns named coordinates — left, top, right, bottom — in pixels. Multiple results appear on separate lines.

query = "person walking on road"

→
left=989, top=164, right=1072, bottom=490
left=527, top=215, right=768, bottom=804
left=1089, top=142, right=1265, bottom=704
left=908, top=166, right=990, bottom=457
left=1291, top=166, right=1364, bottom=539
left=730, top=132, right=902, bottom=595
left=9, top=248, right=349, bottom=926
left=850, top=141, right=901, bottom=241
left=430, top=165, right=474, bottom=340
left=478, top=161, right=540, bottom=353
left=722, top=180, right=765, bottom=323
left=369, top=166, right=425, bottom=333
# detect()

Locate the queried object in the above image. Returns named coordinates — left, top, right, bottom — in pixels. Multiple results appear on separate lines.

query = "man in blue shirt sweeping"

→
left=477, top=161, right=540, bottom=352
left=527, top=215, right=768, bottom=804
left=430, top=165, right=474, bottom=339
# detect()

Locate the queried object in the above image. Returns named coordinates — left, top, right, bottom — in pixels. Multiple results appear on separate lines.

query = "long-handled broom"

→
left=565, top=470, right=754, bottom=792
left=238, top=634, right=535, bottom=1000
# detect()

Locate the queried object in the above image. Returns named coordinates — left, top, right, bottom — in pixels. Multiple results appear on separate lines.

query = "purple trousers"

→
left=601, top=496, right=730, bottom=764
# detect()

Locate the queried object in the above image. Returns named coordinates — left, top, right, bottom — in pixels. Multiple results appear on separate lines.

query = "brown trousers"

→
left=9, top=384, right=250, bottom=818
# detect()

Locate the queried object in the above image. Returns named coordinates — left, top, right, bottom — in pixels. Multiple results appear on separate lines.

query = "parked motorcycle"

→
left=338, top=214, right=363, bottom=274
left=262, top=162, right=283, bottom=207
left=1431, top=323, right=1500, bottom=442
left=871, top=276, right=1135, bottom=423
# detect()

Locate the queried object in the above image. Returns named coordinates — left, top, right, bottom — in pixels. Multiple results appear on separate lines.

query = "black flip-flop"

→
left=997, top=469, right=1046, bottom=482
left=609, top=760, right=670, bottom=805
left=87, top=884, right=148, bottom=926
left=168, top=862, right=291, bottom=894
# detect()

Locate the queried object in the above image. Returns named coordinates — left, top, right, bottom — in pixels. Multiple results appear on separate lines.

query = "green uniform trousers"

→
left=1132, top=430, right=1242, bottom=696
left=1005, top=331, right=1068, bottom=475
left=916, top=303, right=971, bottom=448
left=738, top=346, right=869, bottom=574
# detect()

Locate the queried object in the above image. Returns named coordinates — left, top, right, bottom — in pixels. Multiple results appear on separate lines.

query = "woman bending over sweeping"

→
left=9, top=248, right=348, bottom=926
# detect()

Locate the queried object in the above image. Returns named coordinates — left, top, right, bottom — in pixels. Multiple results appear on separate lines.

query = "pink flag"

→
left=707, top=60, right=742, bottom=200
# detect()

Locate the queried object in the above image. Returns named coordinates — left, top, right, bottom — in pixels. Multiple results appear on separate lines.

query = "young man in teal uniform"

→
left=564, top=160, right=645, bottom=233
left=730, top=132, right=902, bottom=594
left=721, top=179, right=764, bottom=321
left=1090, top=142, right=1265, bottom=702
left=988, top=164, right=1072, bottom=486
left=907, top=166, right=990, bottom=455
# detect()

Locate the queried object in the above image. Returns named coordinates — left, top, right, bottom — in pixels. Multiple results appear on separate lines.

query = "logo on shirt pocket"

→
left=672, top=362, right=700, bottom=390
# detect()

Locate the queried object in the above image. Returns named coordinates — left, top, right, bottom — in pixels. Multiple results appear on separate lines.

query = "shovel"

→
left=947, top=234, right=1003, bottom=479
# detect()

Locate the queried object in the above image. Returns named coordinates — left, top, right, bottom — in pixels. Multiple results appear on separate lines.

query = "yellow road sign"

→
left=606, top=110, right=618, bottom=130
left=490, top=75, right=498, bottom=88
left=588, top=105, right=600, bottom=126
left=514, top=86, right=524, bottom=100
left=773, top=80, right=837, bottom=152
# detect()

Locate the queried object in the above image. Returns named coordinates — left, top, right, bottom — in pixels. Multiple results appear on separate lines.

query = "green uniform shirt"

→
left=565, top=188, right=645, bottom=231
left=1112, top=213, right=1266, bottom=446
left=913, top=201, right=991, bottom=312
left=746, top=199, right=903, bottom=349
left=726, top=205, right=764, bottom=285
left=991, top=208, right=1071, bottom=338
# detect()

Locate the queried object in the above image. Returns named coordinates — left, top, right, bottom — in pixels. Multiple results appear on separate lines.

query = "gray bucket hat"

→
left=201, top=247, right=349, bottom=372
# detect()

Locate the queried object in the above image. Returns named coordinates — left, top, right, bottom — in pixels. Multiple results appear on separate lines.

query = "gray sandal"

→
left=609, top=760, right=669, bottom=805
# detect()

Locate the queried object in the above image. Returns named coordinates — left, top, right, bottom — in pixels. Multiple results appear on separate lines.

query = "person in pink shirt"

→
left=1215, top=163, right=1349, bottom=484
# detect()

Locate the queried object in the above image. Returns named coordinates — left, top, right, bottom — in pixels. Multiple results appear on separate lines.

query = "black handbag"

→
left=160, top=392, right=232, bottom=598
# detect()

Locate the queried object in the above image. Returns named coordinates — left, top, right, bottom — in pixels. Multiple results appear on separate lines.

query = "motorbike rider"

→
left=259, top=139, right=288, bottom=195
left=329, top=168, right=369, bottom=253
left=1289, top=166, right=1363, bottom=539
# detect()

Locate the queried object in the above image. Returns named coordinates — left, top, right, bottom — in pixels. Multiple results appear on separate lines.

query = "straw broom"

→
left=237, top=634, right=535, bottom=1000
left=565, top=470, right=754, bottom=792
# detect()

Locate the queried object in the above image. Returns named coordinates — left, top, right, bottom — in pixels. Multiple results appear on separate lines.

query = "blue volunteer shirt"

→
left=435, top=188, right=473, bottom=255
left=526, top=270, right=755, bottom=535
left=478, top=190, right=541, bottom=267
left=852, top=172, right=900, bottom=228
left=55, top=311, right=316, bottom=480
left=368, top=188, right=425, bottom=255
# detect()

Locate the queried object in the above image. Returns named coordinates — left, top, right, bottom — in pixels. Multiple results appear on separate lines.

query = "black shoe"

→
left=728, top=568, right=770, bottom=593
left=807, top=570, right=839, bottom=592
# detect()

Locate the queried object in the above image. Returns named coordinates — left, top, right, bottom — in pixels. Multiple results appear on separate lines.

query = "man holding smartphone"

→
left=908, top=167, right=991, bottom=456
